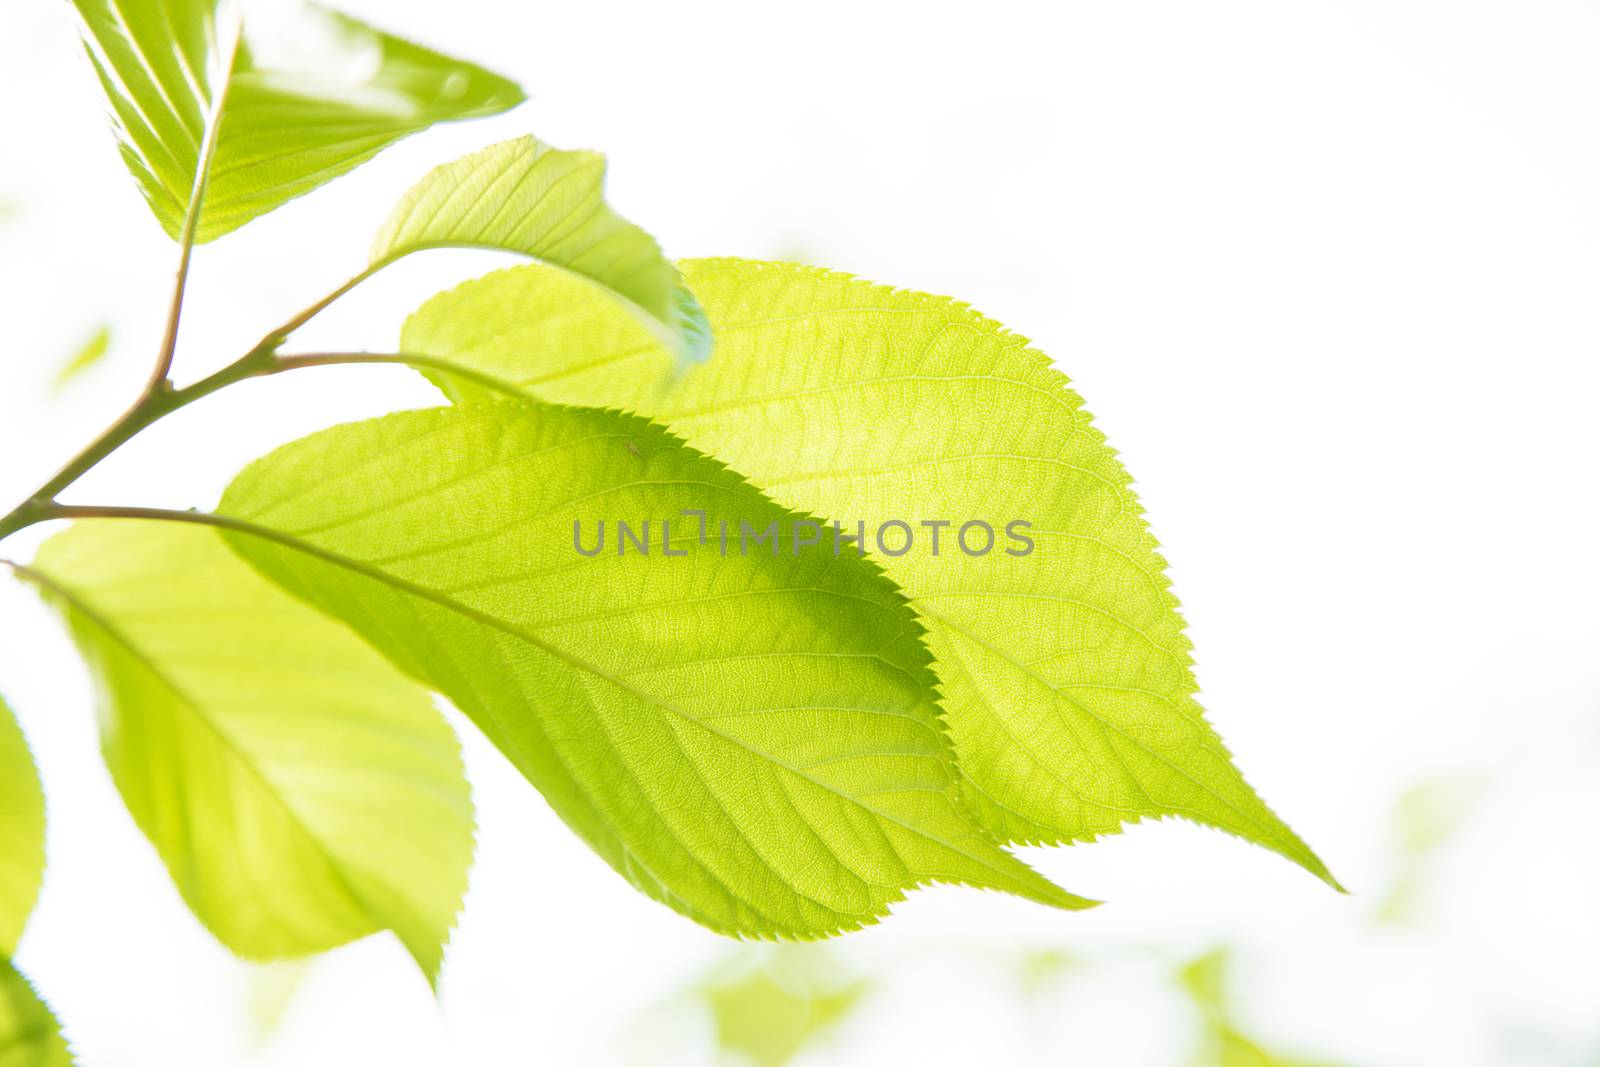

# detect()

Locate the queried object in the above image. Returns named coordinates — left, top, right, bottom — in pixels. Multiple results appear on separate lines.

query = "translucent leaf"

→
left=219, top=402, right=1092, bottom=938
left=26, top=521, right=473, bottom=981
left=68, top=0, right=522, bottom=242
left=372, top=136, right=709, bottom=363
left=0, top=960, right=73, bottom=1067
left=399, top=259, right=1337, bottom=887
left=0, top=697, right=45, bottom=957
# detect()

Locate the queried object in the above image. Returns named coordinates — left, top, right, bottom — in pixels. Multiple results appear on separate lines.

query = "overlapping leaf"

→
left=69, top=0, right=523, bottom=242
left=0, top=696, right=45, bottom=957
left=399, top=259, right=1336, bottom=886
left=218, top=402, right=1092, bottom=937
left=27, top=521, right=473, bottom=980
left=372, top=136, right=709, bottom=363
left=0, top=960, right=72, bottom=1067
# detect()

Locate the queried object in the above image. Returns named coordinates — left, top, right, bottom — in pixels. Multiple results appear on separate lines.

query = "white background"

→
left=2, top=1, right=1598, bottom=1064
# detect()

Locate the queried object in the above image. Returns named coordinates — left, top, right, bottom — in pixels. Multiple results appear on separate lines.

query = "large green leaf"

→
left=69, top=0, right=522, bottom=242
left=26, top=521, right=473, bottom=981
left=372, top=136, right=709, bottom=363
left=399, top=259, right=1337, bottom=887
left=0, top=960, right=72, bottom=1067
left=0, top=697, right=45, bottom=957
left=218, top=402, right=1092, bottom=937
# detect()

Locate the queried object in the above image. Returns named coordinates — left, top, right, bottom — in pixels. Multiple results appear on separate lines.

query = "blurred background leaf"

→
left=699, top=947, right=870, bottom=1067
left=50, top=326, right=111, bottom=393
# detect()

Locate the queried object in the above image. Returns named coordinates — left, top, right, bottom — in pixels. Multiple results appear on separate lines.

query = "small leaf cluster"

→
left=0, top=0, right=1336, bottom=1054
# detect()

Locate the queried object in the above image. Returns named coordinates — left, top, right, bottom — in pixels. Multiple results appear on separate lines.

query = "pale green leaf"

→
left=69, top=0, right=522, bottom=242
left=0, top=960, right=73, bottom=1067
left=372, top=136, right=709, bottom=363
left=25, top=521, right=473, bottom=981
left=399, top=259, right=1337, bottom=887
left=218, top=402, right=1092, bottom=938
left=0, top=697, right=45, bottom=957
left=51, top=326, right=112, bottom=392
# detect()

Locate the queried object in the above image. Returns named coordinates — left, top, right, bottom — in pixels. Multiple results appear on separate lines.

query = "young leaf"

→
left=0, top=959, right=73, bottom=1067
left=25, top=521, right=473, bottom=981
left=0, top=697, right=46, bottom=957
left=69, top=0, right=523, bottom=242
left=218, top=402, right=1093, bottom=938
left=399, top=260, right=1338, bottom=888
left=371, top=136, right=709, bottom=363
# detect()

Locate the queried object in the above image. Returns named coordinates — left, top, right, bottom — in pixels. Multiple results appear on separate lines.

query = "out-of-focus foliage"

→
left=1179, top=949, right=1348, bottom=1067
left=1375, top=773, right=1489, bottom=925
left=246, top=960, right=311, bottom=1047
left=0, top=959, right=73, bottom=1067
left=51, top=326, right=111, bottom=392
left=698, top=948, right=869, bottom=1067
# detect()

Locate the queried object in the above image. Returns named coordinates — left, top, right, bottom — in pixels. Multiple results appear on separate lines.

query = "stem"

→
left=274, top=351, right=526, bottom=399
left=0, top=345, right=279, bottom=543
left=262, top=266, right=382, bottom=345
left=45, top=504, right=256, bottom=532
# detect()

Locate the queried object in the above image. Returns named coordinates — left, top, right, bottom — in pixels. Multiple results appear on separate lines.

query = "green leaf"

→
left=218, top=402, right=1092, bottom=938
left=372, top=136, right=709, bottom=363
left=25, top=521, right=473, bottom=981
left=0, top=697, right=45, bottom=957
left=399, top=259, right=1338, bottom=888
left=51, top=326, right=112, bottom=392
left=0, top=959, right=73, bottom=1067
left=68, top=0, right=523, bottom=243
